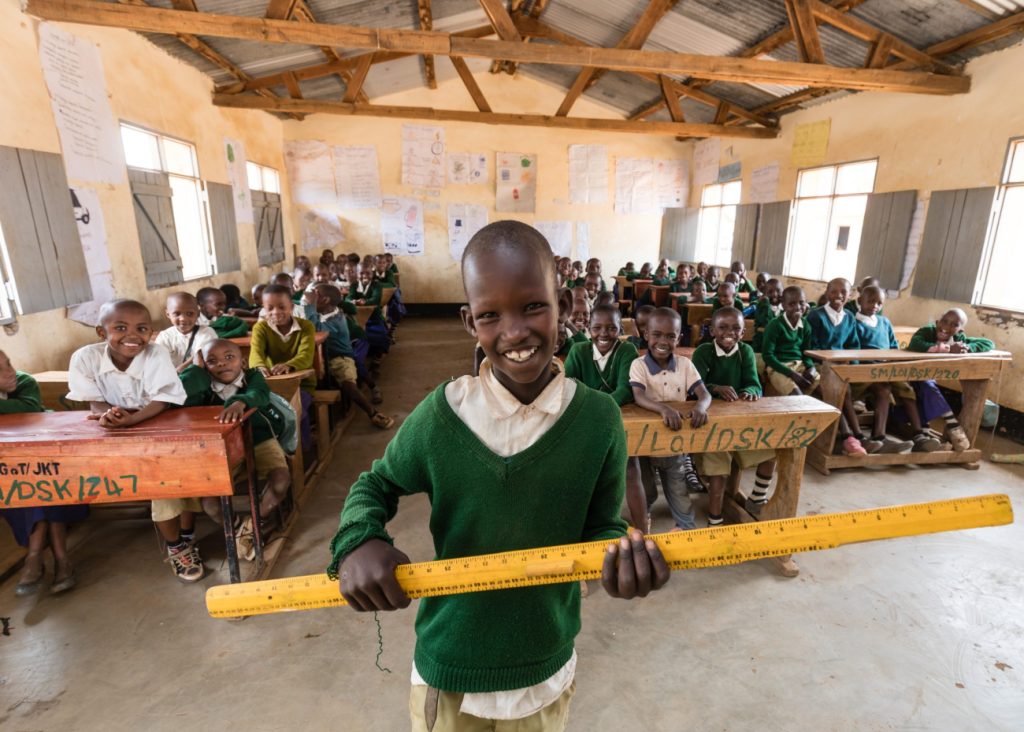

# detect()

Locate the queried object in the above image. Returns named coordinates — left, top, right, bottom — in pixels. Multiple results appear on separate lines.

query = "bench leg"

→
left=316, top=403, right=331, bottom=462
left=761, top=447, right=805, bottom=578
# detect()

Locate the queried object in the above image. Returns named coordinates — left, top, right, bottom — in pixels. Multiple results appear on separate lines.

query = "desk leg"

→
left=761, top=447, right=804, bottom=578
left=958, top=379, right=989, bottom=469
left=221, top=496, right=240, bottom=584
left=816, top=365, right=846, bottom=453
left=244, top=420, right=265, bottom=570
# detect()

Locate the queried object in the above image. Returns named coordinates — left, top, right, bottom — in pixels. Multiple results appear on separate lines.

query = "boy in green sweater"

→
left=196, top=287, right=249, bottom=339
left=250, top=285, right=317, bottom=391
left=908, top=308, right=995, bottom=354
left=330, top=221, right=668, bottom=730
left=762, top=286, right=820, bottom=396
left=692, top=308, right=776, bottom=519
left=564, top=304, right=639, bottom=406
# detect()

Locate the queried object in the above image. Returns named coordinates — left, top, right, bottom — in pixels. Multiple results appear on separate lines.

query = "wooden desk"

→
left=265, top=369, right=315, bottom=504
left=0, top=407, right=261, bottom=582
left=804, top=349, right=1012, bottom=474
left=893, top=326, right=917, bottom=350
left=231, top=331, right=328, bottom=380
left=30, top=371, right=85, bottom=411
left=633, top=279, right=653, bottom=301
left=614, top=276, right=634, bottom=304
left=622, top=396, right=839, bottom=576
left=649, top=285, right=670, bottom=307
left=621, top=318, right=639, bottom=338
left=355, top=306, right=374, bottom=328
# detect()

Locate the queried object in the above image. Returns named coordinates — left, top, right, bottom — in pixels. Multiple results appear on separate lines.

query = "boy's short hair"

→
left=782, top=285, right=804, bottom=301
left=942, top=307, right=967, bottom=324
left=98, top=299, right=150, bottom=326
left=219, top=284, right=241, bottom=302
left=718, top=281, right=737, bottom=293
left=590, top=304, right=621, bottom=323
left=712, top=306, right=743, bottom=325
left=860, top=285, right=884, bottom=301
left=199, top=338, right=241, bottom=359
left=167, top=292, right=198, bottom=307
left=635, top=304, right=656, bottom=317
left=649, top=307, right=682, bottom=329
left=314, top=283, right=343, bottom=306
left=462, top=221, right=554, bottom=289
left=196, top=287, right=222, bottom=304
left=262, top=284, right=293, bottom=298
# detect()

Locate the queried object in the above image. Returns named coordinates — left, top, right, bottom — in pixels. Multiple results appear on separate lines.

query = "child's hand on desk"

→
left=97, top=407, right=135, bottom=429
left=928, top=343, right=950, bottom=353
left=338, top=539, right=412, bottom=612
left=219, top=402, right=247, bottom=423
left=601, top=529, right=670, bottom=599
left=712, top=385, right=738, bottom=401
left=658, top=404, right=683, bottom=430
left=257, top=366, right=271, bottom=377
left=949, top=342, right=968, bottom=354
left=686, top=404, right=708, bottom=429
left=270, top=364, right=294, bottom=375
left=740, top=390, right=759, bottom=402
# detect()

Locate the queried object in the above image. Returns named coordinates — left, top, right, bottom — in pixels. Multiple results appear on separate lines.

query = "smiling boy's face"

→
left=166, top=294, right=199, bottom=334
left=717, top=283, right=736, bottom=306
left=584, top=275, right=600, bottom=298
left=859, top=288, right=885, bottom=317
left=712, top=312, right=743, bottom=351
left=570, top=301, right=590, bottom=332
left=199, top=291, right=227, bottom=319
left=0, top=351, right=17, bottom=393
left=462, top=245, right=562, bottom=399
left=98, top=304, right=154, bottom=367
left=203, top=341, right=244, bottom=384
left=783, top=289, right=806, bottom=322
left=314, top=265, right=332, bottom=283
left=765, top=280, right=783, bottom=306
left=825, top=279, right=851, bottom=310
left=646, top=313, right=681, bottom=365
left=262, top=292, right=294, bottom=329
left=691, top=281, right=706, bottom=300
left=590, top=310, right=619, bottom=356
left=936, top=310, right=966, bottom=342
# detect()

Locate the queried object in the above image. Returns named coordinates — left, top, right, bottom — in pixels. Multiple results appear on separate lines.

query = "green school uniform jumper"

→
left=563, top=339, right=639, bottom=405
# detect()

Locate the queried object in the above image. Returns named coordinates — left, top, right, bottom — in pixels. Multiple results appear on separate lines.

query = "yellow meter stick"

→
left=206, top=494, right=1012, bottom=618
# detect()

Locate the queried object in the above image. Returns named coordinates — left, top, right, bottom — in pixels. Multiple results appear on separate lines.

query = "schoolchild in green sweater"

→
left=711, top=282, right=745, bottom=314
left=692, top=309, right=776, bottom=519
left=196, top=287, right=249, bottom=339
left=617, top=261, right=636, bottom=279
left=730, top=261, right=756, bottom=298
left=331, top=221, right=669, bottom=730
left=670, top=264, right=692, bottom=294
left=181, top=339, right=293, bottom=559
left=761, top=286, right=820, bottom=396
left=657, top=258, right=676, bottom=279
left=650, top=265, right=672, bottom=287
left=627, top=304, right=654, bottom=351
left=564, top=305, right=639, bottom=405
left=250, top=285, right=317, bottom=391
left=751, top=278, right=783, bottom=353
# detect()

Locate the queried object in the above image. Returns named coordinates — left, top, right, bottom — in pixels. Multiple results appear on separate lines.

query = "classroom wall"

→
left=0, top=0, right=290, bottom=372
left=281, top=65, right=688, bottom=304
left=712, top=42, right=1024, bottom=411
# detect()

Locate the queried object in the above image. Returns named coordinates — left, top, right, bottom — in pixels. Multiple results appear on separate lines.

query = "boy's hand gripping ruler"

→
left=206, top=494, right=1012, bottom=618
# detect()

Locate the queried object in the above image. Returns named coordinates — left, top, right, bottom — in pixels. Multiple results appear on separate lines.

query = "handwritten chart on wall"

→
left=568, top=144, right=608, bottom=204
left=615, top=158, right=657, bottom=215
left=791, top=119, right=830, bottom=168
left=224, top=138, right=254, bottom=224
left=66, top=187, right=115, bottom=327
left=381, top=197, right=424, bottom=256
left=284, top=139, right=336, bottom=205
left=496, top=152, right=537, bottom=212
left=448, top=152, right=488, bottom=185
left=301, top=209, right=345, bottom=250
left=535, top=221, right=573, bottom=258
left=448, top=203, right=488, bottom=262
left=333, top=145, right=382, bottom=209
left=693, top=137, right=721, bottom=187
left=402, top=124, right=446, bottom=189
left=750, top=162, right=780, bottom=204
left=37, top=23, right=125, bottom=185
left=655, top=159, right=688, bottom=209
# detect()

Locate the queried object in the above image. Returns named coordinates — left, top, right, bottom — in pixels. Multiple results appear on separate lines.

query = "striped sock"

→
left=750, top=475, right=771, bottom=505
left=942, top=413, right=960, bottom=428
left=707, top=514, right=724, bottom=526
left=179, top=529, right=195, bottom=545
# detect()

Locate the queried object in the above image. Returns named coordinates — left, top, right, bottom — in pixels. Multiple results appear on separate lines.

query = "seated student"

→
left=670, top=264, right=692, bottom=294
left=555, top=288, right=590, bottom=359
left=384, top=252, right=398, bottom=280
left=557, top=256, right=574, bottom=287
left=373, top=254, right=405, bottom=326
left=570, top=259, right=585, bottom=283
left=762, top=286, right=821, bottom=399
left=851, top=286, right=915, bottom=454
left=754, top=271, right=770, bottom=302
left=846, top=276, right=881, bottom=314
left=711, top=282, right=745, bottom=314
left=584, top=258, right=608, bottom=292
left=320, top=248, right=335, bottom=267
left=294, top=255, right=312, bottom=272
left=692, top=308, right=776, bottom=520
left=569, top=296, right=591, bottom=339
left=309, top=263, right=333, bottom=287
left=302, top=284, right=395, bottom=429
left=594, top=291, right=615, bottom=309
left=636, top=262, right=653, bottom=280
left=704, top=265, right=721, bottom=291
left=332, top=221, right=668, bottom=730
left=220, top=284, right=251, bottom=314
left=66, top=300, right=199, bottom=582
left=1, top=351, right=86, bottom=596
left=805, top=278, right=868, bottom=455
left=906, top=308, right=994, bottom=451
left=564, top=305, right=639, bottom=406
left=730, top=261, right=756, bottom=298
left=628, top=307, right=711, bottom=531
left=155, top=292, right=217, bottom=373
left=617, top=261, right=636, bottom=279
left=180, top=339, right=293, bottom=560
left=693, top=261, right=709, bottom=283
left=348, top=263, right=391, bottom=362
left=752, top=278, right=783, bottom=372
left=373, top=255, right=396, bottom=287
left=688, top=278, right=708, bottom=304
left=196, top=287, right=249, bottom=338
left=627, top=304, right=654, bottom=351
left=651, top=265, right=672, bottom=287
left=248, top=284, right=267, bottom=317
left=583, top=273, right=602, bottom=309
left=657, top=258, right=676, bottom=279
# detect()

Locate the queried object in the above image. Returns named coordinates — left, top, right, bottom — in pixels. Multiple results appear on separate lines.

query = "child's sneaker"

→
left=861, top=436, right=884, bottom=454
left=167, top=544, right=205, bottom=583
left=912, top=430, right=942, bottom=452
left=841, top=436, right=867, bottom=456
left=877, top=436, right=914, bottom=454
left=945, top=425, right=970, bottom=452
left=234, top=517, right=256, bottom=562
left=371, top=412, right=395, bottom=430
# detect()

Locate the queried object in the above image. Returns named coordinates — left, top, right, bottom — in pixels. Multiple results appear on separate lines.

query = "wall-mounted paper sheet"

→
left=535, top=221, right=573, bottom=258
left=224, top=138, right=253, bottom=224
left=381, top=197, right=424, bottom=256
left=300, top=209, right=345, bottom=250
left=402, top=124, right=445, bottom=189
left=750, top=162, right=780, bottom=204
left=615, top=158, right=657, bottom=215
left=334, top=145, right=382, bottom=209
left=447, top=203, right=488, bottom=262
left=791, top=119, right=830, bottom=168
left=496, top=152, right=537, bottom=212
left=66, top=187, right=115, bottom=326
left=693, top=137, right=720, bottom=187
left=284, top=139, right=336, bottom=205
left=568, top=144, right=608, bottom=204
left=575, top=221, right=590, bottom=263
left=655, top=159, right=688, bottom=209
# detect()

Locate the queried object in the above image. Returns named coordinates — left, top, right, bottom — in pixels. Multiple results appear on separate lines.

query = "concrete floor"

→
left=2, top=317, right=1022, bottom=732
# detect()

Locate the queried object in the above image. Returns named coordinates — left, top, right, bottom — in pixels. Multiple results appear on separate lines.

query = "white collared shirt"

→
left=211, top=372, right=246, bottom=401
left=267, top=317, right=302, bottom=341
left=770, top=303, right=782, bottom=317
left=154, top=325, right=217, bottom=366
left=67, top=342, right=187, bottom=409
left=0, top=390, right=7, bottom=400
left=782, top=314, right=803, bottom=332
left=824, top=303, right=846, bottom=327
left=424, top=358, right=577, bottom=719
left=855, top=312, right=878, bottom=328
left=714, top=341, right=739, bottom=358
left=628, top=353, right=703, bottom=403
left=593, top=343, right=613, bottom=371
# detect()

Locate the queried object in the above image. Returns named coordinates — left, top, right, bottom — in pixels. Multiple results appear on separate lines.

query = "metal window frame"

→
left=697, top=180, right=741, bottom=265
left=974, top=136, right=1024, bottom=312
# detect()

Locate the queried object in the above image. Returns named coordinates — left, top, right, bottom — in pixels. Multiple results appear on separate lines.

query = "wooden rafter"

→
left=22, top=0, right=969, bottom=95
left=555, top=0, right=677, bottom=117
left=784, top=0, right=825, bottom=64
left=477, top=0, right=522, bottom=41
left=659, top=75, right=684, bottom=122
left=956, top=0, right=1002, bottom=21
left=283, top=71, right=303, bottom=99
left=450, top=57, right=492, bottom=112
left=289, top=0, right=369, bottom=104
left=211, top=93, right=779, bottom=138
left=341, top=54, right=373, bottom=104
left=864, top=34, right=894, bottom=69
left=417, top=0, right=437, bottom=90
left=264, top=0, right=298, bottom=20
left=498, top=0, right=551, bottom=75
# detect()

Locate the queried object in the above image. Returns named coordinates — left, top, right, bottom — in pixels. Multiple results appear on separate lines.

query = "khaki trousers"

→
left=409, top=681, right=575, bottom=732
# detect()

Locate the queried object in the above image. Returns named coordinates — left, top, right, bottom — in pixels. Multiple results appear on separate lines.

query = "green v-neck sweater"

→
left=563, top=339, right=639, bottom=405
left=328, top=382, right=628, bottom=693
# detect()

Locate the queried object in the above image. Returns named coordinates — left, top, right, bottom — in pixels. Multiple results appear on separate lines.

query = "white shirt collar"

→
left=319, top=307, right=342, bottom=322
left=592, top=343, right=614, bottom=371
left=770, top=303, right=782, bottom=316
left=0, top=390, right=7, bottom=400
left=268, top=317, right=302, bottom=340
left=211, top=372, right=246, bottom=400
left=714, top=341, right=739, bottom=358
left=855, top=312, right=878, bottom=328
left=824, top=303, right=846, bottom=327
left=478, top=359, right=566, bottom=421
left=197, top=313, right=211, bottom=326
left=782, top=314, right=803, bottom=332
left=97, top=344, right=147, bottom=378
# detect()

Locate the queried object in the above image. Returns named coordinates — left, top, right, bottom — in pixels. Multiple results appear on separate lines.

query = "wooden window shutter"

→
left=731, top=203, right=759, bottom=268
left=659, top=208, right=699, bottom=262
left=267, top=192, right=285, bottom=264
left=128, top=167, right=183, bottom=289
left=252, top=189, right=285, bottom=267
left=0, top=145, right=92, bottom=314
left=856, top=190, right=917, bottom=290
left=754, top=200, right=791, bottom=275
left=207, top=182, right=241, bottom=273
left=912, top=187, right=996, bottom=302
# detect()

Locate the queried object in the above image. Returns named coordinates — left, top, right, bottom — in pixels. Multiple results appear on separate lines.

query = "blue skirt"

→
left=2, top=505, right=90, bottom=547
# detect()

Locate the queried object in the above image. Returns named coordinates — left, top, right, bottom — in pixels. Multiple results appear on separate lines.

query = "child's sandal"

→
left=371, top=412, right=395, bottom=430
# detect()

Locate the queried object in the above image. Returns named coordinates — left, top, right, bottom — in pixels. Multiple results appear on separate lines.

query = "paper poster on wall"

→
left=381, top=197, right=424, bottom=256
left=402, top=124, right=445, bottom=189
left=447, top=152, right=487, bottom=185
left=37, top=23, right=126, bottom=185
left=693, top=137, right=721, bottom=187
left=223, top=138, right=254, bottom=225
left=655, top=159, right=688, bottom=209
left=447, top=203, right=488, bottom=262
left=718, top=161, right=742, bottom=183
left=575, top=221, right=590, bottom=263
left=496, top=152, right=537, bottom=212
left=534, top=221, right=573, bottom=258
left=568, top=144, right=608, bottom=204
left=749, top=162, right=780, bottom=203
left=284, top=139, right=336, bottom=204
left=66, top=187, right=115, bottom=326
left=300, top=209, right=345, bottom=251
left=614, top=158, right=657, bottom=215
left=791, top=119, right=830, bottom=168
left=333, top=145, right=382, bottom=209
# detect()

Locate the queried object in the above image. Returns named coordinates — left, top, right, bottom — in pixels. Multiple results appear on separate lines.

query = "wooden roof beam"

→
left=23, top=0, right=970, bottom=95
left=659, top=74, right=684, bottom=122
left=417, top=0, right=437, bottom=89
left=450, top=56, right=492, bottom=112
left=341, top=53, right=373, bottom=103
left=289, top=0, right=369, bottom=104
left=784, top=0, right=826, bottom=64
left=264, top=0, right=298, bottom=20
left=477, top=0, right=522, bottom=41
left=211, top=93, right=779, bottom=138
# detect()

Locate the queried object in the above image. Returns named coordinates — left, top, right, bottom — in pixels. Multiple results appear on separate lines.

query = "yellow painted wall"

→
left=706, top=43, right=1024, bottom=410
left=0, top=0, right=290, bottom=372
left=282, top=64, right=688, bottom=304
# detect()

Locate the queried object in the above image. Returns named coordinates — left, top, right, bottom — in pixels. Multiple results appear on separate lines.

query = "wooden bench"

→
left=355, top=306, right=375, bottom=328
left=230, top=330, right=328, bottom=380
left=621, top=318, right=639, bottom=338
left=622, top=396, right=839, bottom=576
left=265, top=369, right=314, bottom=504
left=804, top=349, right=1012, bottom=474
left=312, top=390, right=341, bottom=462
left=614, top=276, right=633, bottom=312
left=30, top=371, right=85, bottom=411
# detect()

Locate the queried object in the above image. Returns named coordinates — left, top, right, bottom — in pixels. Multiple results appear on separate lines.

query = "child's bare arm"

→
left=99, top=400, right=169, bottom=429
left=338, top=539, right=412, bottom=612
left=687, top=383, right=712, bottom=428
left=631, top=385, right=682, bottom=430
